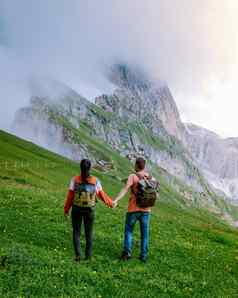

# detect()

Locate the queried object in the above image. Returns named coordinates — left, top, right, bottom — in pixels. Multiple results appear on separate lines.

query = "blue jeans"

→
left=123, top=212, right=150, bottom=259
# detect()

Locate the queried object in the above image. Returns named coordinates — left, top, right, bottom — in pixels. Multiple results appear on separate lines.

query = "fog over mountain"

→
left=0, top=0, right=238, bottom=136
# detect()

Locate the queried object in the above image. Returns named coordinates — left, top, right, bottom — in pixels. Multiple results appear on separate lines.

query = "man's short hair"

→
left=135, top=157, right=146, bottom=170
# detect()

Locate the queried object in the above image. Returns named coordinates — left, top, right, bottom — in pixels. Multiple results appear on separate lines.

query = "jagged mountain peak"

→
left=107, top=63, right=164, bottom=91
left=97, top=63, right=184, bottom=139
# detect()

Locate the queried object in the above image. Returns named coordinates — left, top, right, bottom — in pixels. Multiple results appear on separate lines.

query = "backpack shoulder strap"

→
left=86, top=176, right=97, bottom=185
left=136, top=173, right=153, bottom=188
left=135, top=172, right=151, bottom=180
left=74, top=176, right=81, bottom=184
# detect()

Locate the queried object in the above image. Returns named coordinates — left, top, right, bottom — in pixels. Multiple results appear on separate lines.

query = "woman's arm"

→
left=64, top=190, right=74, bottom=215
left=64, top=178, right=75, bottom=215
left=97, top=190, right=114, bottom=208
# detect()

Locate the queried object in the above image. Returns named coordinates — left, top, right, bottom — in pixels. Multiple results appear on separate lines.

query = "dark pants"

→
left=71, top=205, right=95, bottom=258
left=124, top=212, right=150, bottom=259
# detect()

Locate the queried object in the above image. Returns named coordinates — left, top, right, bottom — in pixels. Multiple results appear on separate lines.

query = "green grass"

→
left=1, top=130, right=238, bottom=297
left=126, top=122, right=167, bottom=151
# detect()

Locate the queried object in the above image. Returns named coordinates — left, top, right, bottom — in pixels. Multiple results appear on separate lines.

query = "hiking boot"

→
left=120, top=251, right=131, bottom=261
left=139, top=256, right=147, bottom=263
left=74, top=256, right=80, bottom=262
left=85, top=255, right=92, bottom=261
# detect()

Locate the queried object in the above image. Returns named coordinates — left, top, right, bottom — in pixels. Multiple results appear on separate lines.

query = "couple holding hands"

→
left=64, top=157, right=157, bottom=263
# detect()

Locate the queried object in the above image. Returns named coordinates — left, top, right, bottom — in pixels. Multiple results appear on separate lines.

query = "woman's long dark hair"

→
left=80, top=159, right=91, bottom=182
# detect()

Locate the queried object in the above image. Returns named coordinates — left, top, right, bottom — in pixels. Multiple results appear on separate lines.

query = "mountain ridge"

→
left=12, top=64, right=238, bottom=214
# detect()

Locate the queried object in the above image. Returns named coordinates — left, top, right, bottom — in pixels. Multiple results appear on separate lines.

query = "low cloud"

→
left=0, top=0, right=238, bottom=136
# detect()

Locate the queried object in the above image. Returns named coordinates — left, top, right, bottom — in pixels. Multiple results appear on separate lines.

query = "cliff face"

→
left=184, top=123, right=238, bottom=200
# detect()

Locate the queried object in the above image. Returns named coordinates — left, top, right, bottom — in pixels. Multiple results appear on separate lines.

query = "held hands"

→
left=111, top=186, right=128, bottom=209
left=112, top=199, right=119, bottom=209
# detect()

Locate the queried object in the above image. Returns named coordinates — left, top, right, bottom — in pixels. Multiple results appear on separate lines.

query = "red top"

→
left=64, top=175, right=113, bottom=214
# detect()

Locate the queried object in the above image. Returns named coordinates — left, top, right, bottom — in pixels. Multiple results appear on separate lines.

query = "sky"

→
left=0, top=0, right=238, bottom=137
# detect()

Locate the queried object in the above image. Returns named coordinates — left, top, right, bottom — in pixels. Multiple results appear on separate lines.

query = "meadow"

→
left=0, top=130, right=238, bottom=297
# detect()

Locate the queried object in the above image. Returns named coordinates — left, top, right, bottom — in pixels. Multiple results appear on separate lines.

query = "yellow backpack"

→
left=73, top=176, right=97, bottom=208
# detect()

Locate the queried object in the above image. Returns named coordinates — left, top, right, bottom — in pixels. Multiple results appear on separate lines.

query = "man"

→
left=114, top=157, right=155, bottom=262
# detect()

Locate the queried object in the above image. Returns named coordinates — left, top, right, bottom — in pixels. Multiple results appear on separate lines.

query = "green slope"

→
left=0, top=130, right=238, bottom=298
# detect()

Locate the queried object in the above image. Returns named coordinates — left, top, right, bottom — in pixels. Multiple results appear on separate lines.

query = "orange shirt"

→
left=126, top=170, right=151, bottom=213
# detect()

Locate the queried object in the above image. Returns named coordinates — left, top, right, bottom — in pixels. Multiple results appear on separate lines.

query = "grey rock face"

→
left=97, top=64, right=185, bottom=140
left=183, top=123, right=238, bottom=200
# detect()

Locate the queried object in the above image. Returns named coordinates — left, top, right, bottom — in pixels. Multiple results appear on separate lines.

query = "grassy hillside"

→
left=0, top=130, right=238, bottom=298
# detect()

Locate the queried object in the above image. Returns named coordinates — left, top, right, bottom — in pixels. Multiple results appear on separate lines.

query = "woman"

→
left=64, top=159, right=114, bottom=262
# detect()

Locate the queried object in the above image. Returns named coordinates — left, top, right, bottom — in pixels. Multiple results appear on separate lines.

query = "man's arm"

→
left=114, top=174, right=134, bottom=204
left=114, top=186, right=129, bottom=203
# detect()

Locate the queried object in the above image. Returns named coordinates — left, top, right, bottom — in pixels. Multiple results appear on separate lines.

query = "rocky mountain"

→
left=183, top=123, right=238, bottom=201
left=12, top=64, right=238, bottom=215
left=98, top=64, right=185, bottom=140
left=13, top=68, right=204, bottom=186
